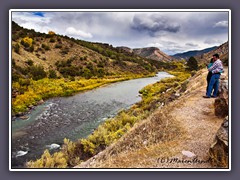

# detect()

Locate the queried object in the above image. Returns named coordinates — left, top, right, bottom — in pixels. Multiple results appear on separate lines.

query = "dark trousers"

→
left=207, top=73, right=220, bottom=97
left=206, top=71, right=212, bottom=95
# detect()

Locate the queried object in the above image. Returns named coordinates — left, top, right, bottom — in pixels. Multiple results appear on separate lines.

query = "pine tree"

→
left=187, top=56, right=198, bottom=71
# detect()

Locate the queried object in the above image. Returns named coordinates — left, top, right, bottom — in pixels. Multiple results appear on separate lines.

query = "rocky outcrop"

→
left=214, top=79, right=228, bottom=118
left=116, top=46, right=133, bottom=54
left=117, top=46, right=174, bottom=62
left=209, top=78, right=229, bottom=168
left=209, top=116, right=228, bottom=167
left=133, top=47, right=173, bottom=62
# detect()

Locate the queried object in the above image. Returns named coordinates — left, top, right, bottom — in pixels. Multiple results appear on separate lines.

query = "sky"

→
left=12, top=11, right=229, bottom=55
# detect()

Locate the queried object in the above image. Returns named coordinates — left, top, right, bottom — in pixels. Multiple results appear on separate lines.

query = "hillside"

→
left=196, top=42, right=229, bottom=65
left=173, top=46, right=217, bottom=60
left=76, top=68, right=228, bottom=168
left=117, top=46, right=174, bottom=62
left=12, top=21, right=158, bottom=82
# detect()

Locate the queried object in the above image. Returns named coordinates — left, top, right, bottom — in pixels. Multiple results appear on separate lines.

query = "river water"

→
left=11, top=72, right=173, bottom=168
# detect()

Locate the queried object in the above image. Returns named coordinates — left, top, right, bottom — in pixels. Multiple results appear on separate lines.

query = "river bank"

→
left=12, top=73, right=156, bottom=119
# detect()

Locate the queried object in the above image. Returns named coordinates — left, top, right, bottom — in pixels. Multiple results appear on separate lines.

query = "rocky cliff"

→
left=209, top=75, right=229, bottom=168
left=133, top=47, right=173, bottom=62
left=117, top=46, right=174, bottom=62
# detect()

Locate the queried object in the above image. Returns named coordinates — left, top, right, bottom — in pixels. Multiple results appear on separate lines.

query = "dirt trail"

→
left=156, top=79, right=223, bottom=168
left=76, top=69, right=226, bottom=168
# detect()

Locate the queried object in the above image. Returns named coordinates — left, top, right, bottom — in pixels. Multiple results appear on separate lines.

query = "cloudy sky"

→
left=12, top=11, right=229, bottom=55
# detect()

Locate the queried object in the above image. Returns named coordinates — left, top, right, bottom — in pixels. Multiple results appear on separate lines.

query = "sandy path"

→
left=156, top=85, right=223, bottom=168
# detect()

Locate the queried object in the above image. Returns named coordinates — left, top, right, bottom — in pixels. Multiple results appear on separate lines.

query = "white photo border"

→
left=9, top=9, right=231, bottom=171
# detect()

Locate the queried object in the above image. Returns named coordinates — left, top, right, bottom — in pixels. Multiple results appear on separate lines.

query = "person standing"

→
left=206, top=58, right=214, bottom=95
left=203, top=53, right=223, bottom=98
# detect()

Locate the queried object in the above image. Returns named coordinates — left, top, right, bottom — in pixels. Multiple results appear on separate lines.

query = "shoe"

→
left=211, top=95, right=217, bottom=98
left=203, top=96, right=210, bottom=98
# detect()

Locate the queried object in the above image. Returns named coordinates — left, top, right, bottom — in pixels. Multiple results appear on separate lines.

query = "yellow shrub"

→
left=80, top=139, right=96, bottom=154
left=62, top=138, right=76, bottom=159
left=22, top=37, right=33, bottom=47
left=48, top=31, right=55, bottom=35
left=27, top=150, right=67, bottom=168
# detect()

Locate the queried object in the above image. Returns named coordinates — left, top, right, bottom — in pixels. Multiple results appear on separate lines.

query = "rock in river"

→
left=46, top=143, right=61, bottom=150
left=16, top=151, right=28, bottom=157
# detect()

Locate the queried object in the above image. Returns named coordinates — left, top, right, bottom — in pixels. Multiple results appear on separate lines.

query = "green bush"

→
left=26, top=59, right=34, bottom=66
left=29, top=65, right=47, bottom=80
left=49, top=38, right=55, bottom=43
left=60, top=47, right=69, bottom=55
left=29, top=45, right=34, bottom=52
left=186, top=56, right=198, bottom=71
left=42, top=44, right=50, bottom=51
left=55, top=44, right=62, bottom=49
left=18, top=78, right=31, bottom=86
left=13, top=43, right=20, bottom=54
left=12, top=72, right=21, bottom=82
left=59, top=66, right=80, bottom=77
left=97, top=68, right=105, bottom=78
left=97, top=61, right=104, bottom=68
left=48, top=69, right=57, bottom=79
left=12, top=34, right=19, bottom=41
left=82, top=68, right=93, bottom=79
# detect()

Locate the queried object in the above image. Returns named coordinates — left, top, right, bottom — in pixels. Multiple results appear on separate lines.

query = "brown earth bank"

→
left=75, top=68, right=228, bottom=168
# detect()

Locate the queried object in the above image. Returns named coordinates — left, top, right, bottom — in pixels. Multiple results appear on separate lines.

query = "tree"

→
left=26, top=59, right=34, bottom=66
left=82, top=68, right=92, bottom=79
left=13, top=43, right=20, bottom=54
left=29, top=65, right=47, bottom=80
left=186, top=56, right=198, bottom=71
left=48, top=69, right=57, bottom=79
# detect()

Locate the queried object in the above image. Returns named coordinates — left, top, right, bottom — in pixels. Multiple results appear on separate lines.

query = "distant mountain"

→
left=117, top=46, right=173, bottom=62
left=172, top=46, right=218, bottom=60
left=196, top=41, right=228, bottom=65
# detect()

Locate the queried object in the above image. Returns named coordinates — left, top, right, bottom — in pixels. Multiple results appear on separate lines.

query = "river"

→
left=11, top=72, right=173, bottom=168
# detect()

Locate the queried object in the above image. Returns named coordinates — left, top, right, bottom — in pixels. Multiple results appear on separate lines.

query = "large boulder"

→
left=218, top=79, right=228, bottom=104
left=214, top=80, right=228, bottom=118
left=209, top=116, right=228, bottom=167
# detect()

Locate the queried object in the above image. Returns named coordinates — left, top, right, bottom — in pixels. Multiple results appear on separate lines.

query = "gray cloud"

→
left=131, top=14, right=180, bottom=36
left=12, top=11, right=229, bottom=55
left=204, top=38, right=224, bottom=45
left=185, top=43, right=199, bottom=47
left=214, top=21, right=228, bottom=28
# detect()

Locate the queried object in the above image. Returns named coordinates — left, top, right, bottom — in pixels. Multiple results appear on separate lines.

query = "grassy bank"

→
left=27, top=64, right=191, bottom=168
left=12, top=73, right=155, bottom=115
